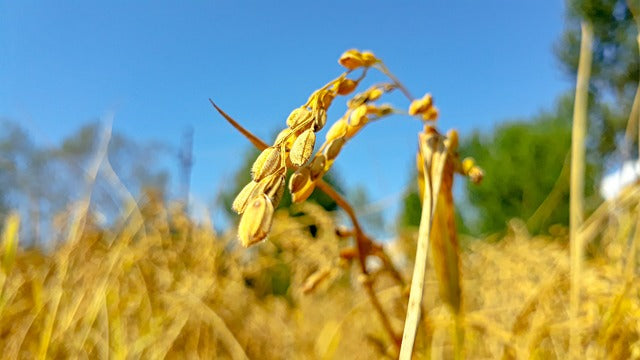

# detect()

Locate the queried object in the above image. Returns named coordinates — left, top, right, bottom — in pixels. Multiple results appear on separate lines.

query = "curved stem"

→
left=376, top=62, right=414, bottom=101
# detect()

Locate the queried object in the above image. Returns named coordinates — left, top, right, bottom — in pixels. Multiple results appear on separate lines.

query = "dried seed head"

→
left=349, top=104, right=368, bottom=127
left=326, top=119, right=348, bottom=142
left=338, top=49, right=364, bottom=70
left=408, top=93, right=434, bottom=115
left=290, top=129, right=316, bottom=166
left=237, top=194, right=274, bottom=247
left=289, top=166, right=316, bottom=203
left=361, top=51, right=378, bottom=66
left=324, top=138, right=346, bottom=161
left=336, top=79, right=357, bottom=95
left=232, top=181, right=260, bottom=214
left=309, top=154, right=326, bottom=180
left=251, top=147, right=281, bottom=181
left=287, top=107, right=313, bottom=129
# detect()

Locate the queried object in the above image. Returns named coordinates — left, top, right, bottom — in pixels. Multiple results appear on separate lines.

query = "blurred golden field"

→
left=1, top=183, right=638, bottom=359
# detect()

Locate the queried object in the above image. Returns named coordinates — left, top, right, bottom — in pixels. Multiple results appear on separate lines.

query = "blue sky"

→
left=0, top=2, right=570, bottom=231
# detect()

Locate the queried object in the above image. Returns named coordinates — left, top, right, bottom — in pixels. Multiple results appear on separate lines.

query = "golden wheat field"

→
left=0, top=186, right=639, bottom=359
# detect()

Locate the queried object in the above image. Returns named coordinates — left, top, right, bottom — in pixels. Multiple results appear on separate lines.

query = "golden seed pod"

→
left=325, top=118, right=348, bottom=142
left=309, top=154, right=326, bottom=180
left=446, top=129, right=459, bottom=151
left=422, top=106, right=439, bottom=121
left=462, top=157, right=483, bottom=184
left=336, top=79, right=357, bottom=95
left=361, top=51, right=378, bottom=66
left=349, top=104, right=368, bottom=127
left=289, top=167, right=316, bottom=203
left=289, top=166, right=310, bottom=194
left=287, top=107, right=313, bottom=129
left=232, top=181, right=260, bottom=214
left=319, top=90, right=335, bottom=109
left=408, top=93, right=433, bottom=115
left=274, top=128, right=296, bottom=150
left=251, top=147, right=281, bottom=181
left=345, top=123, right=361, bottom=139
left=347, top=93, right=367, bottom=109
left=290, top=128, right=316, bottom=166
left=324, top=137, right=346, bottom=161
left=338, top=49, right=364, bottom=70
left=461, top=157, right=476, bottom=174
left=237, top=194, right=274, bottom=247
left=260, top=173, right=286, bottom=207
left=367, top=88, right=383, bottom=102
left=366, top=103, right=394, bottom=116
left=312, top=108, right=327, bottom=132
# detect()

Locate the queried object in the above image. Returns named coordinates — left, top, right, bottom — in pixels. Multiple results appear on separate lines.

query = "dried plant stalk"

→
left=399, top=127, right=448, bottom=359
left=569, top=21, right=593, bottom=360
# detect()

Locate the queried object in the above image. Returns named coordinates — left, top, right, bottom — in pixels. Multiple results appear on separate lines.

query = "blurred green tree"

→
left=0, top=120, right=171, bottom=244
left=398, top=96, right=600, bottom=235
left=557, top=0, right=639, bottom=155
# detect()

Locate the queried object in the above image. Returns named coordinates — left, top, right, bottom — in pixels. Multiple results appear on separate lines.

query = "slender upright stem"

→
left=569, top=22, right=593, bottom=360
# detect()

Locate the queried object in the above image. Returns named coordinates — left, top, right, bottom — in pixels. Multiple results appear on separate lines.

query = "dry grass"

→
left=0, top=186, right=638, bottom=359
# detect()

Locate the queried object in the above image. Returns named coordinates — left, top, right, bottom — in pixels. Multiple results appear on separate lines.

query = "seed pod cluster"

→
left=338, top=49, right=380, bottom=70
left=233, top=72, right=365, bottom=246
left=409, top=93, right=439, bottom=121
left=288, top=86, right=397, bottom=204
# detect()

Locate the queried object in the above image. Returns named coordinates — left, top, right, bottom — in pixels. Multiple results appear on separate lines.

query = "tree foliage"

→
left=557, top=0, right=639, bottom=155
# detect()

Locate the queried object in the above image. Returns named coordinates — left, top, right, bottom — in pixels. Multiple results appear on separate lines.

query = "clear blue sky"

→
left=0, top=2, right=570, bottom=231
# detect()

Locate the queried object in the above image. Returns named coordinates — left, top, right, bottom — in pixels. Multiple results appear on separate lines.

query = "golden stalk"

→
left=399, top=128, right=448, bottom=359
left=569, top=21, right=593, bottom=360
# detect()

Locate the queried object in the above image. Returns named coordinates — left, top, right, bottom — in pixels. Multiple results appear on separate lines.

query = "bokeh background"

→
left=1, top=1, right=639, bottom=359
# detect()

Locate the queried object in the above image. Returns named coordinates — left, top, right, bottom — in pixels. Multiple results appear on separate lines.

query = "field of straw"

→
left=0, top=188, right=639, bottom=359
